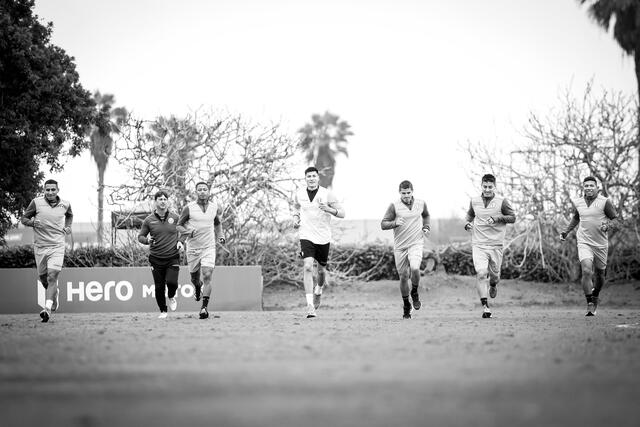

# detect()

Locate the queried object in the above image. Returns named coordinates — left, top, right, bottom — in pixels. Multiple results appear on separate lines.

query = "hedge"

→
left=1, top=242, right=638, bottom=285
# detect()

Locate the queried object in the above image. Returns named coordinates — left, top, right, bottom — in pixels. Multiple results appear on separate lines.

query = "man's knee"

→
left=47, top=270, right=59, bottom=284
left=202, top=270, right=213, bottom=282
left=303, top=261, right=314, bottom=275
left=399, top=271, right=410, bottom=282
left=580, top=259, right=593, bottom=274
left=476, top=269, right=488, bottom=278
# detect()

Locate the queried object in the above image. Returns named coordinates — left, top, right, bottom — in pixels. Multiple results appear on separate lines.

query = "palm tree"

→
left=298, top=111, right=353, bottom=188
left=90, top=91, right=128, bottom=244
left=578, top=0, right=640, bottom=208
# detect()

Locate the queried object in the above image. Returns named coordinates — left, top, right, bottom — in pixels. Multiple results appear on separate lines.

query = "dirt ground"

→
left=1, top=273, right=639, bottom=427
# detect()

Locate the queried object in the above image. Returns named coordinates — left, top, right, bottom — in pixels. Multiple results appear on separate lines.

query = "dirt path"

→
left=1, top=276, right=639, bottom=427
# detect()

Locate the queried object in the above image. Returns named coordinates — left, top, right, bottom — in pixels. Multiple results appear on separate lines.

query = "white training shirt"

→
left=184, top=200, right=219, bottom=251
left=571, top=194, right=609, bottom=249
left=296, top=186, right=335, bottom=245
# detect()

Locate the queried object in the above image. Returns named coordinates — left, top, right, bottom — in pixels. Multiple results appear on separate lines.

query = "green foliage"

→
left=0, top=0, right=97, bottom=243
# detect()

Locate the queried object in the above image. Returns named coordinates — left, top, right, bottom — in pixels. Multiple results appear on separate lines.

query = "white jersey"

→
left=184, top=200, right=219, bottom=251
left=392, top=198, right=427, bottom=251
left=571, top=194, right=609, bottom=249
left=296, top=186, right=335, bottom=244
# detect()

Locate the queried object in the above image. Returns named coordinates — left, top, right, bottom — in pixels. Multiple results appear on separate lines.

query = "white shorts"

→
left=394, top=244, right=424, bottom=275
left=577, top=243, right=608, bottom=269
left=186, top=246, right=216, bottom=273
left=472, top=246, right=503, bottom=278
left=34, top=245, right=65, bottom=275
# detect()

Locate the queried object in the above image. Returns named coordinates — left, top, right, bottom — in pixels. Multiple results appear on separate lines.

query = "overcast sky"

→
left=34, top=0, right=636, bottom=222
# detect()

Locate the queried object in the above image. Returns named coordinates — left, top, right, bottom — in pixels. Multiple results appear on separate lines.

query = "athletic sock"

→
left=411, top=286, right=419, bottom=295
left=586, top=294, right=593, bottom=304
left=480, top=297, right=488, bottom=307
left=402, top=295, right=411, bottom=307
left=592, top=289, right=600, bottom=298
left=305, top=293, right=313, bottom=305
left=45, top=299, right=53, bottom=310
left=202, top=296, right=210, bottom=309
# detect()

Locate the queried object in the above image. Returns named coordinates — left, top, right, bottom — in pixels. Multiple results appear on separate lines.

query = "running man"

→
left=138, top=190, right=184, bottom=319
left=20, top=179, right=73, bottom=323
left=176, top=181, right=225, bottom=320
left=465, top=174, right=515, bottom=318
left=560, top=176, right=617, bottom=316
left=293, top=166, right=345, bottom=318
left=381, top=180, right=431, bottom=319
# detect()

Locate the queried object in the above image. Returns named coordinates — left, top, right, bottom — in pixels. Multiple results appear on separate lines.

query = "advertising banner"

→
left=0, top=266, right=263, bottom=314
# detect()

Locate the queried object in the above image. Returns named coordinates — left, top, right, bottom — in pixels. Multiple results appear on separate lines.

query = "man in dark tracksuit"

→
left=138, top=190, right=184, bottom=318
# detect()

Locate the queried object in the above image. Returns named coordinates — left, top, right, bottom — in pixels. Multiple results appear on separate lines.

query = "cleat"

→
left=586, top=302, right=596, bottom=317
left=199, top=307, right=209, bottom=319
left=194, top=282, right=202, bottom=302
left=482, top=306, right=492, bottom=318
left=40, top=309, right=50, bottom=323
left=403, top=304, right=412, bottom=319
left=489, top=285, right=497, bottom=299
left=52, top=288, right=60, bottom=312
left=410, top=290, right=421, bottom=310
left=169, top=297, right=177, bottom=311
left=313, top=285, right=322, bottom=309
left=158, top=312, right=168, bottom=319
left=306, top=304, right=317, bottom=318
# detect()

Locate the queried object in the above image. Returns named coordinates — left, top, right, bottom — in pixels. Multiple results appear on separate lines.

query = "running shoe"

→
left=585, top=302, right=596, bottom=317
left=52, top=288, right=60, bottom=312
left=410, top=289, right=421, bottom=310
left=482, top=305, right=492, bottom=318
left=158, top=312, right=168, bottom=319
left=489, top=284, right=497, bottom=299
left=306, top=304, right=317, bottom=318
left=169, top=297, right=177, bottom=311
left=403, top=304, right=412, bottom=319
left=199, top=307, right=209, bottom=319
left=313, top=285, right=322, bottom=309
left=40, top=309, right=50, bottom=323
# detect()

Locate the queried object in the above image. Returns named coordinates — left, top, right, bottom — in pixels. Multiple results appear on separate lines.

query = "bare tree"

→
left=466, top=84, right=639, bottom=281
left=109, top=110, right=299, bottom=264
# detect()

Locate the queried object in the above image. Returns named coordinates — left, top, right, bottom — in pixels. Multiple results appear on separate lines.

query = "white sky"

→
left=34, top=0, right=636, bottom=222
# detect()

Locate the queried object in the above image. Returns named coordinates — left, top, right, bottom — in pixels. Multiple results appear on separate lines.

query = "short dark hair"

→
left=398, top=180, right=413, bottom=191
left=195, top=181, right=209, bottom=189
left=304, top=166, right=319, bottom=175
left=583, top=176, right=597, bottom=184
left=481, top=174, right=496, bottom=184
left=44, top=179, right=58, bottom=188
left=154, top=190, right=169, bottom=200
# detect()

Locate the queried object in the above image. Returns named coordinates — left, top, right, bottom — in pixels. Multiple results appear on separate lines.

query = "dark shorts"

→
left=300, top=239, right=330, bottom=266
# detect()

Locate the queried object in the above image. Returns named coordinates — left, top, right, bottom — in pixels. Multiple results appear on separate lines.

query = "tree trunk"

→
left=97, top=166, right=105, bottom=245
left=635, top=49, right=640, bottom=219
